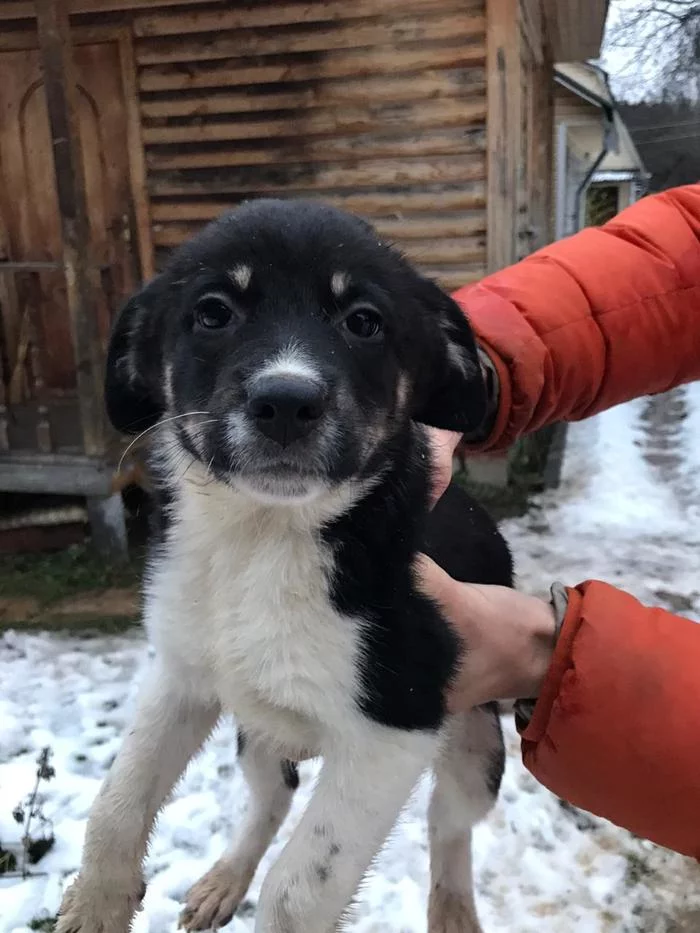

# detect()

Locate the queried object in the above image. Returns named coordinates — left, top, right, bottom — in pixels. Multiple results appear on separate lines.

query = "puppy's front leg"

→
left=256, top=727, right=437, bottom=933
left=56, top=665, right=220, bottom=933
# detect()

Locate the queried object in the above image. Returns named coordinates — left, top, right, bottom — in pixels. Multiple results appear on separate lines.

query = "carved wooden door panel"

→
left=0, top=39, right=135, bottom=397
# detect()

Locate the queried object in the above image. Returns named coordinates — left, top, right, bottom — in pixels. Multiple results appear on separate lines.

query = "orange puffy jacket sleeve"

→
left=453, top=184, right=700, bottom=858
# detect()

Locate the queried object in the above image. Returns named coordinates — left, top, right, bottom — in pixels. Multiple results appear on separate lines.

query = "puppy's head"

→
left=106, top=200, right=486, bottom=503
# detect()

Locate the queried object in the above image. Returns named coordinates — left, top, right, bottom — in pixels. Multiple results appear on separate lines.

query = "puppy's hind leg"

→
left=180, top=732, right=299, bottom=931
left=428, top=706, right=504, bottom=933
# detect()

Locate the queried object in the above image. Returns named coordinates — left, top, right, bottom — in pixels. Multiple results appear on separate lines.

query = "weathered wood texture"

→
left=132, top=0, right=488, bottom=290
left=0, top=30, right=140, bottom=456
left=487, top=0, right=553, bottom=272
left=35, top=0, right=107, bottom=457
left=486, top=0, right=520, bottom=272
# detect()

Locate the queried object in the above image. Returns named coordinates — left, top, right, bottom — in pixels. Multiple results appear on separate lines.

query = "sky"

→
left=600, top=0, right=699, bottom=103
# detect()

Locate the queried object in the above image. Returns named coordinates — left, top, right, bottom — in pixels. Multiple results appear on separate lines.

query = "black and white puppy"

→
left=57, top=200, right=513, bottom=933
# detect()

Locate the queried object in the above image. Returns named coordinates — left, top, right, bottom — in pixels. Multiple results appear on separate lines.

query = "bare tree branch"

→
left=604, top=0, right=700, bottom=101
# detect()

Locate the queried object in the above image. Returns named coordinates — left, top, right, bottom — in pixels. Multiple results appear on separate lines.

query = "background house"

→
left=554, top=61, right=648, bottom=239
left=0, top=0, right=608, bottom=554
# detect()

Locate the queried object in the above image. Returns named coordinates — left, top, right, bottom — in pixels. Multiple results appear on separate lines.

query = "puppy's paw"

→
left=428, top=883, right=482, bottom=933
left=180, top=858, right=254, bottom=931
left=56, top=874, right=145, bottom=933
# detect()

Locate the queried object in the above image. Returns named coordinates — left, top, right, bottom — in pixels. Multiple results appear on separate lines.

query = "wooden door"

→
left=0, top=39, right=137, bottom=396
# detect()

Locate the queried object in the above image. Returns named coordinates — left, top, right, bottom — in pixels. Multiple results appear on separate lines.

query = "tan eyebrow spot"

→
left=229, top=264, right=252, bottom=291
left=331, top=271, right=349, bottom=298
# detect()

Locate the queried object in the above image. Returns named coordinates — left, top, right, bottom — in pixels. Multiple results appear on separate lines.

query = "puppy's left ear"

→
left=104, top=277, right=166, bottom=435
left=412, top=277, right=488, bottom=435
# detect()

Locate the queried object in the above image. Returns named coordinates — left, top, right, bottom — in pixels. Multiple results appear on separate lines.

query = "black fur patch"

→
left=482, top=703, right=506, bottom=797
left=324, top=432, right=513, bottom=732
left=281, top=760, right=299, bottom=790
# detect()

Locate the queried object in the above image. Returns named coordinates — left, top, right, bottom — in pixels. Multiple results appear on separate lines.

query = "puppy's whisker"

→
left=117, top=412, right=218, bottom=473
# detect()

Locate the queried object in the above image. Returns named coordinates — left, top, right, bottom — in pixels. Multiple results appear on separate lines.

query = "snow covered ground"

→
left=2, top=386, right=700, bottom=933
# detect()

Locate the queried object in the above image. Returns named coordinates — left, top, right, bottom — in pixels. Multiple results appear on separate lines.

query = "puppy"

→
left=56, top=200, right=513, bottom=933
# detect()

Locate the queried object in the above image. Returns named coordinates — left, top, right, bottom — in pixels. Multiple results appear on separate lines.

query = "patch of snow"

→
left=2, top=389, right=700, bottom=932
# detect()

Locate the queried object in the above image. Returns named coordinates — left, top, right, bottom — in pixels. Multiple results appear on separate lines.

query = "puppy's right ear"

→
left=104, top=279, right=165, bottom=436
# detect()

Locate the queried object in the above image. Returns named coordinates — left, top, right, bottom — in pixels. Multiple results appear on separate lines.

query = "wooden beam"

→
left=529, top=54, right=554, bottom=249
left=139, top=43, right=485, bottom=93
left=118, top=33, right=155, bottom=280
left=148, top=154, right=487, bottom=196
left=141, top=99, right=487, bottom=146
left=136, top=13, right=486, bottom=65
left=145, top=130, right=485, bottom=173
left=0, top=453, right=113, bottom=495
left=139, top=72, right=485, bottom=119
left=133, top=0, right=481, bottom=36
left=149, top=188, right=488, bottom=221
left=1, top=0, right=215, bottom=20
left=35, top=0, right=105, bottom=457
left=486, top=0, right=520, bottom=273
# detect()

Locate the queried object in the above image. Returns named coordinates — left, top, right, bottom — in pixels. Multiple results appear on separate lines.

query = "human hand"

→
left=416, top=556, right=557, bottom=710
left=423, top=427, right=463, bottom=506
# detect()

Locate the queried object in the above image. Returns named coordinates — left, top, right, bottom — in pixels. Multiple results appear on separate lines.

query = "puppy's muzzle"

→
left=247, top=375, right=327, bottom=447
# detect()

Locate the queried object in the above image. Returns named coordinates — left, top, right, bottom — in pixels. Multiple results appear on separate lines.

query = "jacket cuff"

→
left=516, top=586, right=585, bottom=743
left=460, top=347, right=501, bottom=444
left=513, top=582, right=571, bottom=731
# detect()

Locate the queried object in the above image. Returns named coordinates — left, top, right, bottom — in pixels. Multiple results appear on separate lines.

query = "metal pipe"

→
left=555, top=121, right=569, bottom=240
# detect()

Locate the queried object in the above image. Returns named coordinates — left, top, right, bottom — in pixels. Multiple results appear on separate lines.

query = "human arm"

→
left=421, top=184, right=700, bottom=857
left=419, top=557, right=700, bottom=860
left=454, top=184, right=700, bottom=453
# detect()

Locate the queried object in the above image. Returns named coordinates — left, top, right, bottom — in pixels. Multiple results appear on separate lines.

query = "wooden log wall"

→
left=1, top=0, right=495, bottom=290
left=132, top=0, right=488, bottom=291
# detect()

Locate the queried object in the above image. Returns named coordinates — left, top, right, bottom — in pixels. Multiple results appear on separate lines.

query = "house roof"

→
left=555, top=62, right=647, bottom=176
left=542, top=0, right=609, bottom=61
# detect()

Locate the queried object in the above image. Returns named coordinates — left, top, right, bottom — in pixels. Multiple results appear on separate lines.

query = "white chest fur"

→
left=144, top=474, right=367, bottom=755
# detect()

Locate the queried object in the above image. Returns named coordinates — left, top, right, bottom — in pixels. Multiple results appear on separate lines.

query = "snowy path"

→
left=2, top=387, right=700, bottom=933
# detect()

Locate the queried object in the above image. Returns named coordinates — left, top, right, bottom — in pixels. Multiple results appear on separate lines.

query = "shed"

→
left=0, top=0, right=609, bottom=553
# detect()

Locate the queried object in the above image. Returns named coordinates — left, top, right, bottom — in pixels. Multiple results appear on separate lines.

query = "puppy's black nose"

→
left=247, top=375, right=326, bottom=446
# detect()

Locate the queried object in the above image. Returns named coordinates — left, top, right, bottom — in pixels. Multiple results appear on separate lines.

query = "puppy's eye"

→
left=342, top=307, right=383, bottom=342
left=194, top=292, right=236, bottom=330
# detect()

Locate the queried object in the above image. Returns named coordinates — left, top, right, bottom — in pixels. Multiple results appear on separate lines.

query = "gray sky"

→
left=599, top=0, right=698, bottom=102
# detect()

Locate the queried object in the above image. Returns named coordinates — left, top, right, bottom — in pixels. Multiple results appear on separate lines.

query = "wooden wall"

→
left=2, top=0, right=488, bottom=290
left=0, top=0, right=558, bottom=291
left=486, top=0, right=553, bottom=272
left=131, top=0, right=488, bottom=290
left=0, top=0, right=489, bottom=294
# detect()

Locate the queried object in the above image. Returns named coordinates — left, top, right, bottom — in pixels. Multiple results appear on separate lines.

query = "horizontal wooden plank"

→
left=150, top=248, right=485, bottom=291
left=375, top=216, right=486, bottom=240
left=152, top=225, right=485, bottom=265
left=136, top=13, right=486, bottom=65
left=400, top=240, right=486, bottom=265
left=149, top=156, right=486, bottom=196
left=0, top=453, right=113, bottom=495
left=145, top=129, right=485, bottom=171
left=151, top=215, right=486, bottom=247
left=0, top=24, right=126, bottom=51
left=0, top=0, right=215, bottom=20
left=140, top=71, right=485, bottom=119
left=425, top=268, right=484, bottom=290
left=135, top=0, right=483, bottom=37
left=142, top=99, right=486, bottom=147
left=149, top=187, right=487, bottom=221
left=139, top=42, right=485, bottom=93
